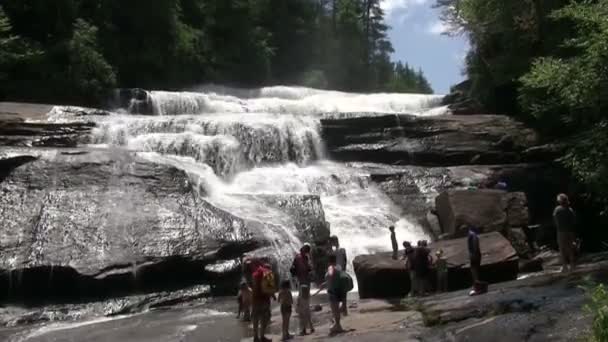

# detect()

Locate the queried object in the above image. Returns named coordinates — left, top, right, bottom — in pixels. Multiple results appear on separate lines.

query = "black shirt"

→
left=553, top=205, right=576, bottom=233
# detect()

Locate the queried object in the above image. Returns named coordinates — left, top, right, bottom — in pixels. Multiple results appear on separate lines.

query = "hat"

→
left=435, top=249, right=444, bottom=256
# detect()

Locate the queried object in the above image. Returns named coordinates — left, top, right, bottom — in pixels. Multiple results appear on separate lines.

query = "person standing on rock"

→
left=291, top=244, right=313, bottom=290
left=468, top=226, right=482, bottom=288
left=414, top=240, right=432, bottom=296
left=330, top=235, right=348, bottom=316
left=554, top=193, right=577, bottom=273
left=403, top=241, right=417, bottom=296
left=389, top=226, right=399, bottom=260
left=434, top=249, right=448, bottom=293
left=324, top=254, right=345, bottom=335
left=251, top=261, right=275, bottom=342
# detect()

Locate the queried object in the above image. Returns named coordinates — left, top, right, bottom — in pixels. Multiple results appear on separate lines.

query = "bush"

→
left=583, top=282, right=608, bottom=342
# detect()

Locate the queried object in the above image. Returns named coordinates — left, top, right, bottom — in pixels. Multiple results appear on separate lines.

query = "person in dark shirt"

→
left=553, top=193, right=577, bottom=272
left=467, top=226, right=482, bottom=284
left=402, top=241, right=417, bottom=296
left=414, top=240, right=432, bottom=295
left=389, top=226, right=399, bottom=260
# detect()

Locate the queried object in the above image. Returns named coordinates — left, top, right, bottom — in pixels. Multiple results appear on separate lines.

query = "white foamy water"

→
left=49, top=86, right=442, bottom=280
left=148, top=86, right=446, bottom=116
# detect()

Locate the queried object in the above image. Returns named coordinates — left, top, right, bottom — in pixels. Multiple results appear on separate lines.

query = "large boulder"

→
left=0, top=148, right=317, bottom=302
left=353, top=232, right=519, bottom=299
left=322, top=114, right=540, bottom=166
left=435, top=189, right=529, bottom=237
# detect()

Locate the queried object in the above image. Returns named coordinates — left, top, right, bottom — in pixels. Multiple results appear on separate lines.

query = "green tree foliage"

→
left=435, top=0, right=608, bottom=212
left=386, top=62, right=434, bottom=94
left=0, top=0, right=434, bottom=104
left=520, top=0, right=608, bottom=212
left=582, top=282, right=608, bottom=342
left=67, top=19, right=116, bottom=104
left=435, top=0, right=569, bottom=114
left=0, top=6, right=39, bottom=86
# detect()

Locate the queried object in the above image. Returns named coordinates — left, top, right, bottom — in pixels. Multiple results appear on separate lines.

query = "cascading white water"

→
left=50, top=86, right=443, bottom=277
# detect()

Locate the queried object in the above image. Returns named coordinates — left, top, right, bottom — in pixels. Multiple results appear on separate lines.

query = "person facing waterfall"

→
left=330, top=235, right=348, bottom=316
left=291, top=244, right=313, bottom=288
left=553, top=193, right=577, bottom=273
left=389, top=226, right=399, bottom=260
left=251, top=261, right=275, bottom=342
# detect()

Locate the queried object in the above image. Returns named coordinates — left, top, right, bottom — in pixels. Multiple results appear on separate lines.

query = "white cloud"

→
left=381, top=0, right=428, bottom=16
left=427, top=20, right=448, bottom=35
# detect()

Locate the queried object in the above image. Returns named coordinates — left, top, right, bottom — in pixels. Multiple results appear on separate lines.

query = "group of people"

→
left=237, top=193, right=579, bottom=341
left=391, top=227, right=452, bottom=297
left=237, top=236, right=352, bottom=342
left=390, top=223, right=483, bottom=297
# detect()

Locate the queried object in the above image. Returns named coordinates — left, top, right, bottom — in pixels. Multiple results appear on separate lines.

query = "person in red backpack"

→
left=252, top=262, right=273, bottom=342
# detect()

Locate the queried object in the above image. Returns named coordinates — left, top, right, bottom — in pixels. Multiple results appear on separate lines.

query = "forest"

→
left=0, top=0, right=433, bottom=105
left=435, top=0, right=608, bottom=214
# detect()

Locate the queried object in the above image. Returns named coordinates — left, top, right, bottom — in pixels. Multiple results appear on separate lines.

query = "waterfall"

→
left=50, top=86, right=444, bottom=275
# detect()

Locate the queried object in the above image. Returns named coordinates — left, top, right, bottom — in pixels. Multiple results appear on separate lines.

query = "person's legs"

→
left=252, top=303, right=260, bottom=341
left=409, top=271, right=418, bottom=296
left=260, top=301, right=271, bottom=341
left=329, top=294, right=343, bottom=333
left=299, top=310, right=307, bottom=335
left=307, top=310, right=314, bottom=332
left=566, top=232, right=576, bottom=271
left=558, top=232, right=570, bottom=272
left=281, top=311, right=291, bottom=340
left=441, top=273, right=448, bottom=292
left=341, top=292, right=348, bottom=316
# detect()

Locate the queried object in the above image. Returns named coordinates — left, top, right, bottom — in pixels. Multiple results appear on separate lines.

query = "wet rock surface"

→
left=353, top=232, right=518, bottom=299
left=0, top=148, right=298, bottom=302
left=322, top=114, right=540, bottom=166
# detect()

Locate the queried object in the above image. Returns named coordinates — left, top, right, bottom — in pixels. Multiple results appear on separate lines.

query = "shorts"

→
left=281, top=304, right=292, bottom=316
left=328, top=291, right=346, bottom=303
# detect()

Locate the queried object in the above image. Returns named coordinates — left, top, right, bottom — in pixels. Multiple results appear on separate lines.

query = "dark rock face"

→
left=0, top=120, right=93, bottom=147
left=0, top=149, right=307, bottom=302
left=435, top=189, right=529, bottom=237
left=322, top=114, right=540, bottom=166
left=353, top=232, right=519, bottom=299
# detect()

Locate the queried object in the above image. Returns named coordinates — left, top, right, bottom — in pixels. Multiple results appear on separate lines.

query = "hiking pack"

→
left=332, top=269, right=354, bottom=293
left=260, top=268, right=277, bottom=296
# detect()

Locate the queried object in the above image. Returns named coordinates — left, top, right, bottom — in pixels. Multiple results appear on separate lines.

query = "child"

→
left=278, top=280, right=293, bottom=341
left=237, top=281, right=252, bottom=322
left=434, top=249, right=448, bottom=293
left=297, top=284, right=314, bottom=335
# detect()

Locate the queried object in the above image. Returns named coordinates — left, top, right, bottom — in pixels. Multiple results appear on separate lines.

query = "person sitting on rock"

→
left=389, top=226, right=399, bottom=260
left=237, top=281, right=252, bottom=322
left=553, top=193, right=577, bottom=273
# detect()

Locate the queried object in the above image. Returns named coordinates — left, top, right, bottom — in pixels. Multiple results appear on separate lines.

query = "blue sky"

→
left=382, top=0, right=469, bottom=94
